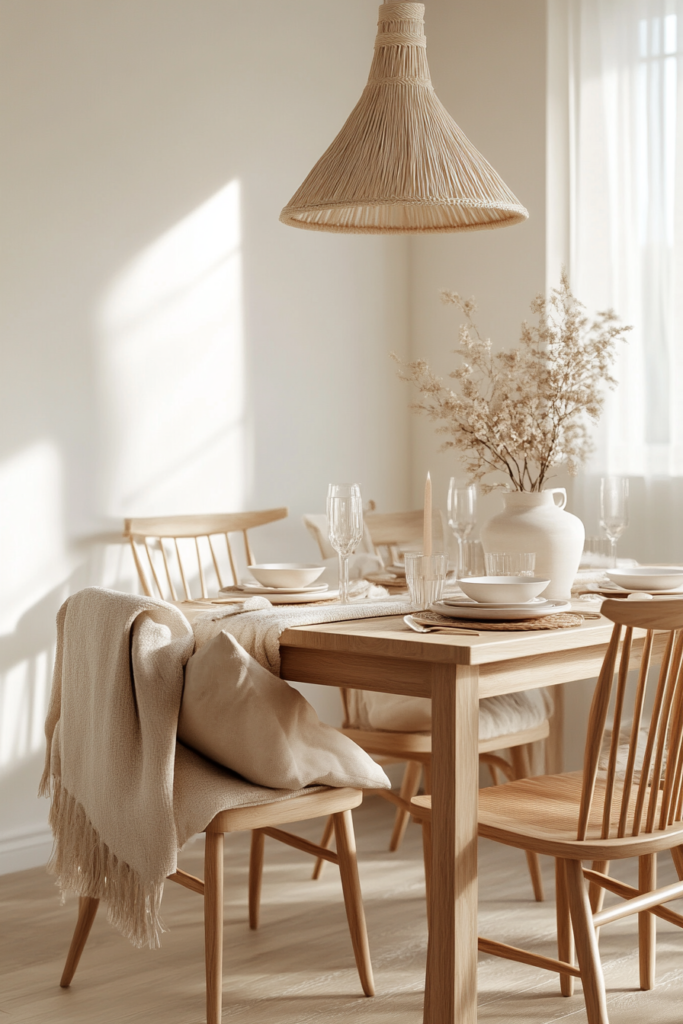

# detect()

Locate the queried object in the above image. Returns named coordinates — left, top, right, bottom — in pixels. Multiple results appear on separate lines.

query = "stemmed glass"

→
left=600, top=476, right=629, bottom=568
left=447, top=480, right=477, bottom=577
left=327, top=483, right=364, bottom=604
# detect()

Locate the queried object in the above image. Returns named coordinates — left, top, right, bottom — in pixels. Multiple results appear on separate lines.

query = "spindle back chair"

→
left=302, top=513, right=375, bottom=561
left=575, top=601, right=683, bottom=843
left=413, top=597, right=683, bottom=1024
left=124, top=509, right=287, bottom=601
left=364, top=509, right=446, bottom=566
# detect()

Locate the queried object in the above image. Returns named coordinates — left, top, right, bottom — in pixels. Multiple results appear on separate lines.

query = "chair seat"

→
left=413, top=771, right=683, bottom=860
left=341, top=720, right=549, bottom=762
left=344, top=687, right=551, bottom=739
left=206, top=786, right=362, bottom=833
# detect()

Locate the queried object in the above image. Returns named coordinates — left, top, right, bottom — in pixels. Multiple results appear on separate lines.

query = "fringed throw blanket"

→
left=40, top=588, right=325, bottom=949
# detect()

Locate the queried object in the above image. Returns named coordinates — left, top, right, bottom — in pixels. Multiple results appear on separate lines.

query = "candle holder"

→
left=405, top=553, right=447, bottom=608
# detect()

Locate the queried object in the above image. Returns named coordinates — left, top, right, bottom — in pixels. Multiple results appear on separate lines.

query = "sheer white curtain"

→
left=567, top=0, right=683, bottom=477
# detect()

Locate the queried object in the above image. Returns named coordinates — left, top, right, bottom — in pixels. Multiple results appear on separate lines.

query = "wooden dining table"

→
left=279, top=609, right=666, bottom=1024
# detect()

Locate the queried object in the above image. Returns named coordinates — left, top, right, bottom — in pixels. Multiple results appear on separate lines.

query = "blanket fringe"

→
left=45, top=776, right=165, bottom=949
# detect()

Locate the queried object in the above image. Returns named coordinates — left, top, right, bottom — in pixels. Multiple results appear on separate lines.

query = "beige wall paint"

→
left=406, top=0, right=549, bottom=535
left=0, top=0, right=414, bottom=872
left=0, top=0, right=556, bottom=872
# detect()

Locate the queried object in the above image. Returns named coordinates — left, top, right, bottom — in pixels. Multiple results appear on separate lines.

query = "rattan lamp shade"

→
left=280, top=1, right=528, bottom=234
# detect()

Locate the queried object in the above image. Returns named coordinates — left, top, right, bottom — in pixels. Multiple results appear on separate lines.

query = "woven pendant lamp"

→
left=280, top=1, right=528, bottom=234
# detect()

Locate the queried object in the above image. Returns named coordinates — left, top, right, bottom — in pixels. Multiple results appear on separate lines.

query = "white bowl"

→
left=457, top=576, right=551, bottom=604
left=248, top=563, right=325, bottom=589
left=606, top=566, right=683, bottom=591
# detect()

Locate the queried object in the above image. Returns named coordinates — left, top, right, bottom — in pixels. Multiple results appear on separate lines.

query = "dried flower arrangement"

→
left=394, top=274, right=630, bottom=492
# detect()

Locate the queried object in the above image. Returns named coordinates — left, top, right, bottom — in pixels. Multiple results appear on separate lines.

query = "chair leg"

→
left=422, top=760, right=431, bottom=795
left=389, top=760, right=423, bottom=852
left=249, top=830, right=265, bottom=930
left=565, top=858, right=608, bottom=1024
left=670, top=844, right=683, bottom=879
left=509, top=745, right=545, bottom=902
left=60, top=896, right=100, bottom=987
left=555, top=859, right=575, bottom=996
left=589, top=861, right=610, bottom=913
left=638, top=853, right=657, bottom=990
left=204, top=831, right=224, bottom=1024
left=311, top=814, right=335, bottom=880
left=333, top=809, right=375, bottom=997
left=422, top=817, right=432, bottom=929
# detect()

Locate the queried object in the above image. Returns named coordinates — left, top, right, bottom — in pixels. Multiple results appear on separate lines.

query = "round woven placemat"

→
left=417, top=611, right=584, bottom=631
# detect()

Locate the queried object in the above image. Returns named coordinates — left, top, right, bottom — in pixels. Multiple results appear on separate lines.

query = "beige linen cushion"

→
left=178, top=630, right=390, bottom=791
left=345, top=688, right=551, bottom=739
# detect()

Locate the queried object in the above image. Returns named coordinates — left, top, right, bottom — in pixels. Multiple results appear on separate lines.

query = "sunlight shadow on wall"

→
left=98, top=180, right=247, bottom=517
left=0, top=442, right=67, bottom=771
left=0, top=441, right=67, bottom=633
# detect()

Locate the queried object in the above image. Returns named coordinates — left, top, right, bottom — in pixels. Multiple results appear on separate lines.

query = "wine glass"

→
left=327, top=483, right=364, bottom=604
left=447, top=480, right=477, bottom=577
left=600, top=476, right=629, bottom=568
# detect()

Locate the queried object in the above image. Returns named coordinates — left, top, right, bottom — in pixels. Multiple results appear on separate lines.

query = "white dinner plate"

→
left=442, top=596, right=547, bottom=610
left=429, top=599, right=572, bottom=621
left=609, top=584, right=683, bottom=595
left=590, top=583, right=683, bottom=596
left=265, top=589, right=339, bottom=604
left=239, top=581, right=329, bottom=595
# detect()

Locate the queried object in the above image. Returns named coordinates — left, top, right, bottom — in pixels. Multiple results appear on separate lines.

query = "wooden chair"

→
left=413, top=598, right=683, bottom=1024
left=365, top=508, right=444, bottom=566
left=302, top=513, right=375, bottom=560
left=304, top=508, right=549, bottom=901
left=124, top=509, right=288, bottom=600
left=60, top=787, right=374, bottom=1024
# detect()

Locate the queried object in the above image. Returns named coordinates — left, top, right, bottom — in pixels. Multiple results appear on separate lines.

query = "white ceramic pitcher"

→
left=480, top=489, right=585, bottom=601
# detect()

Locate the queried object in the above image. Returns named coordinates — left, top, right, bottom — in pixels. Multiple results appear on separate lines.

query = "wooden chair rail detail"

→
left=582, top=867, right=683, bottom=929
left=124, top=509, right=287, bottom=538
left=590, top=876, right=683, bottom=928
left=477, top=936, right=581, bottom=978
left=257, top=826, right=340, bottom=866
left=168, top=869, right=205, bottom=896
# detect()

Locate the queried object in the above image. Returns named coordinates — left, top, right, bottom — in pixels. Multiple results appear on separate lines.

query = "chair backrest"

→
left=577, top=598, right=683, bottom=842
left=303, top=514, right=375, bottom=560
left=364, top=509, right=447, bottom=566
left=124, top=509, right=288, bottom=600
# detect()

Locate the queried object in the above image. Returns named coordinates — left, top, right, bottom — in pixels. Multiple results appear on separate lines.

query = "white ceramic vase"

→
left=480, top=489, right=585, bottom=601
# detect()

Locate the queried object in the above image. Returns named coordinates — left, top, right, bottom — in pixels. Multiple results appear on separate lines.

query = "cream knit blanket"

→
left=191, top=596, right=416, bottom=671
left=40, top=588, right=330, bottom=949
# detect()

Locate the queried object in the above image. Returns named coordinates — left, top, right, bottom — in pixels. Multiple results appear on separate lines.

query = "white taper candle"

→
left=423, top=472, right=432, bottom=557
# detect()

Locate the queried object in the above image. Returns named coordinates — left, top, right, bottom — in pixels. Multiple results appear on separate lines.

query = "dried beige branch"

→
left=393, top=272, right=631, bottom=492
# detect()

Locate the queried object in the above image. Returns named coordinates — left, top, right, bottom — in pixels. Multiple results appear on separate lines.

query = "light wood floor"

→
left=2, top=796, right=683, bottom=1023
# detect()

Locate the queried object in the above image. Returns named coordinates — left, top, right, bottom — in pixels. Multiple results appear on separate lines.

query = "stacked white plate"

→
left=605, top=567, right=683, bottom=595
left=217, top=562, right=338, bottom=603
left=238, top=581, right=338, bottom=604
left=430, top=598, right=572, bottom=621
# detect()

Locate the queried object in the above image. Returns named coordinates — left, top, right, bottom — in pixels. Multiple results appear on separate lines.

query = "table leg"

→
left=423, top=663, right=479, bottom=1024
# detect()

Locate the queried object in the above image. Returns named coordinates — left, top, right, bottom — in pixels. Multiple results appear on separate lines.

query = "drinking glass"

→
left=600, top=476, right=629, bottom=568
left=460, top=539, right=486, bottom=578
left=327, top=483, right=364, bottom=604
left=447, top=480, right=477, bottom=577
left=484, top=552, right=536, bottom=577
left=405, top=553, right=448, bottom=607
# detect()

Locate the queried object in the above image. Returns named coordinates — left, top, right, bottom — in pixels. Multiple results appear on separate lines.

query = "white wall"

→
left=0, top=0, right=413, bottom=873
left=0, top=0, right=567, bottom=874
left=406, top=0, right=549, bottom=531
